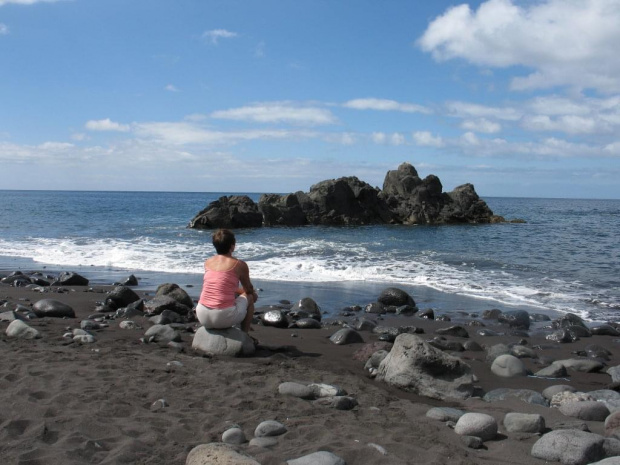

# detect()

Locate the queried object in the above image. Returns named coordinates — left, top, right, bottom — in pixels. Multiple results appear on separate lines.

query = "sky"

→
left=1, top=0, right=620, bottom=199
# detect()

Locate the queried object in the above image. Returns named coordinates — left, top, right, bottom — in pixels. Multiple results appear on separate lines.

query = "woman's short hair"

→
left=212, top=229, right=236, bottom=255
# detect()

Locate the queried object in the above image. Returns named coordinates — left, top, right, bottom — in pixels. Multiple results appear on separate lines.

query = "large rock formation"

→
left=189, top=162, right=498, bottom=229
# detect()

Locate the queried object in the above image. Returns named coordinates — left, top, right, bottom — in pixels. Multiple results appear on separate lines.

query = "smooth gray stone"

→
left=364, top=350, right=389, bottom=371
left=329, top=328, right=364, bottom=345
left=486, top=343, right=510, bottom=362
left=491, top=354, right=527, bottom=378
left=254, top=420, right=287, bottom=438
left=155, top=283, right=193, bottom=308
left=426, top=407, right=465, bottom=422
left=249, top=437, right=278, bottom=448
left=222, top=427, right=246, bottom=445
left=278, top=382, right=315, bottom=399
left=591, top=325, right=620, bottom=337
left=435, top=325, right=469, bottom=338
left=542, top=385, right=577, bottom=400
left=262, top=309, right=289, bottom=328
left=144, top=324, right=182, bottom=343
left=589, top=458, right=620, bottom=465
left=503, top=413, right=545, bottom=433
left=454, top=413, right=497, bottom=441
left=608, top=365, right=620, bottom=383
left=313, top=396, right=358, bottom=410
left=308, top=383, right=346, bottom=397
left=73, top=334, right=96, bottom=343
left=186, top=443, right=260, bottom=465
left=119, top=320, right=140, bottom=330
left=355, top=318, right=377, bottom=332
left=192, top=326, right=255, bottom=357
left=5, top=320, right=41, bottom=339
left=80, top=319, right=102, bottom=330
left=376, top=334, right=474, bottom=401
left=603, top=438, right=620, bottom=458
left=551, top=421, right=590, bottom=432
left=589, top=390, right=620, bottom=403
left=32, top=299, right=75, bottom=318
left=367, top=442, right=388, bottom=455
left=510, top=345, right=537, bottom=358
left=0, top=311, right=25, bottom=322
left=290, top=297, right=322, bottom=321
left=559, top=401, right=610, bottom=421
left=287, top=451, right=345, bottom=465
left=293, top=318, right=321, bottom=329
left=478, top=328, right=501, bottom=337
left=534, top=363, right=568, bottom=378
left=463, top=340, right=484, bottom=351
left=484, top=388, right=549, bottom=407
left=555, top=358, right=605, bottom=373
left=531, top=430, right=605, bottom=465
left=461, top=435, right=484, bottom=449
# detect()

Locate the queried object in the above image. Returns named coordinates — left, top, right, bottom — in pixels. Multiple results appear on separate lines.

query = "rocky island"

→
left=188, top=162, right=505, bottom=229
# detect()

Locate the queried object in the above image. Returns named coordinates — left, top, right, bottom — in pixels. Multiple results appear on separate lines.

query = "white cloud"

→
left=71, top=133, right=88, bottom=141
left=202, top=29, right=238, bottom=44
left=419, top=0, right=620, bottom=93
left=254, top=41, right=265, bottom=58
left=460, top=118, right=502, bottom=134
left=521, top=115, right=599, bottom=134
left=390, top=133, right=406, bottom=146
left=412, top=131, right=445, bottom=148
left=0, top=23, right=8, bottom=35
left=133, top=121, right=318, bottom=146
left=445, top=101, right=521, bottom=121
left=211, top=103, right=336, bottom=126
left=461, top=132, right=480, bottom=146
left=0, top=0, right=62, bottom=4
left=165, top=84, right=180, bottom=92
left=371, top=132, right=387, bottom=144
left=343, top=98, right=430, bottom=114
left=85, top=118, right=130, bottom=132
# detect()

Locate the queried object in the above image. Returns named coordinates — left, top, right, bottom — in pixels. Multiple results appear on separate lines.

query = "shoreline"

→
left=2, top=268, right=620, bottom=463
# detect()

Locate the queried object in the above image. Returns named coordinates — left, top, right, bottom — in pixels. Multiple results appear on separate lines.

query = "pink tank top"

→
left=198, top=260, right=240, bottom=309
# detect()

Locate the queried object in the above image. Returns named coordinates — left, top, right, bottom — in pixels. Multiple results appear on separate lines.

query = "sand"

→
left=1, top=280, right=619, bottom=465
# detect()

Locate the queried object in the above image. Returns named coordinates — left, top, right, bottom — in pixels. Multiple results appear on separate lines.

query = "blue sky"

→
left=1, top=0, right=620, bottom=198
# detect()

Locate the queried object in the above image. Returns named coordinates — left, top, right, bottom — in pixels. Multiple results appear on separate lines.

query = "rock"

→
left=503, top=413, right=545, bottom=433
left=603, top=438, right=620, bottom=457
left=144, top=324, right=182, bottom=343
left=249, top=437, right=279, bottom=448
left=461, top=435, right=484, bottom=449
left=568, top=325, right=592, bottom=338
left=32, top=299, right=75, bottom=318
left=80, top=319, right=102, bottom=331
left=355, top=318, right=377, bottom=332
left=463, top=340, right=484, bottom=351
left=121, top=274, right=138, bottom=286
left=313, top=396, right=358, bottom=410
left=278, top=382, right=315, bottom=400
left=543, top=385, right=577, bottom=400
left=150, top=309, right=183, bottom=325
left=51, top=271, right=89, bottom=286
left=155, top=283, right=194, bottom=309
left=292, top=318, right=321, bottom=329
left=486, top=343, right=510, bottom=362
left=262, top=310, right=288, bottom=328
left=254, top=420, right=287, bottom=438
left=592, top=325, right=620, bottom=337
left=477, top=328, right=501, bottom=337
left=454, top=413, right=498, bottom=441
left=189, top=195, right=263, bottom=229
left=551, top=421, right=591, bottom=432
left=395, top=304, right=418, bottom=315
left=498, top=310, right=530, bottom=330
left=552, top=313, right=588, bottom=330
left=222, top=427, right=246, bottom=445
left=608, top=366, right=620, bottom=383
left=0, top=311, right=26, bottom=322
left=589, top=458, right=620, bottom=465
left=5, top=320, right=41, bottom=339
left=364, top=302, right=385, bottom=314
left=484, top=388, right=549, bottom=407
left=427, top=336, right=464, bottom=352
left=554, top=358, right=605, bottom=373
left=491, top=354, right=527, bottom=377
left=377, top=287, right=415, bottom=307
left=547, top=329, right=579, bottom=343
left=329, top=328, right=364, bottom=345
left=144, top=295, right=191, bottom=316
left=308, top=383, right=346, bottom=398
left=551, top=391, right=595, bottom=408
left=73, top=334, right=96, bottom=344
left=364, top=350, right=389, bottom=372
left=559, top=401, right=610, bottom=421
left=352, top=341, right=392, bottom=362
left=286, top=451, right=345, bottom=465
left=418, top=309, right=434, bottom=319
left=510, top=345, right=537, bottom=358
left=531, top=430, right=606, bottom=465
left=367, top=443, right=388, bottom=455
left=534, top=363, right=568, bottom=378
left=482, top=309, right=502, bottom=319
left=426, top=407, right=465, bottom=422
left=376, top=334, right=475, bottom=400
left=192, top=326, right=255, bottom=357
left=186, top=443, right=260, bottom=465
left=530, top=313, right=551, bottom=322
left=105, top=286, right=141, bottom=309
left=435, top=325, right=469, bottom=338
left=605, top=411, right=620, bottom=436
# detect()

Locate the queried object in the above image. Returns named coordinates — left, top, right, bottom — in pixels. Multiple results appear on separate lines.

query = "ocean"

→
left=0, top=191, right=618, bottom=321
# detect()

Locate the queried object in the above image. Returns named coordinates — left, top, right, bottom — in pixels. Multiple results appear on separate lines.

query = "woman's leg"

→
left=241, top=292, right=256, bottom=333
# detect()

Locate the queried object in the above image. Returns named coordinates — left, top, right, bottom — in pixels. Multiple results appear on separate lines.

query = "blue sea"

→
left=0, top=191, right=618, bottom=321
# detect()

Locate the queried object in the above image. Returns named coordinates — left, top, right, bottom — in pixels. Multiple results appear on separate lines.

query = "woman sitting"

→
left=195, top=229, right=257, bottom=333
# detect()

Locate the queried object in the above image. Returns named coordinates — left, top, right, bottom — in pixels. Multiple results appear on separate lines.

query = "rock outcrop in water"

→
left=188, top=162, right=500, bottom=229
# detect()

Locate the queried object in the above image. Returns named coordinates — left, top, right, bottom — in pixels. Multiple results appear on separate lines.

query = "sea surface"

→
left=0, top=191, right=618, bottom=321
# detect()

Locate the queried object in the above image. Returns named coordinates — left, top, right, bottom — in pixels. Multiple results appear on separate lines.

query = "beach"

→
left=2, top=274, right=620, bottom=465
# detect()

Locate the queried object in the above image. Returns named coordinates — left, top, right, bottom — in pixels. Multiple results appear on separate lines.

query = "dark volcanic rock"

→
left=32, top=299, right=75, bottom=318
left=188, top=162, right=496, bottom=228
left=106, top=286, right=141, bottom=310
left=498, top=310, right=530, bottom=330
left=188, top=195, right=263, bottom=229
left=155, top=283, right=194, bottom=309
left=52, top=271, right=89, bottom=286
left=377, top=287, right=416, bottom=307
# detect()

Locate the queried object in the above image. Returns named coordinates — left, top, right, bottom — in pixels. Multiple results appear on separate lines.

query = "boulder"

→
left=261, top=310, right=288, bottom=328
left=435, top=325, right=469, bottom=338
left=454, top=413, right=498, bottom=441
left=144, top=324, right=182, bottom=343
left=376, top=334, right=475, bottom=400
left=329, top=328, right=364, bottom=345
left=535, top=363, right=568, bottom=378
left=192, top=326, right=255, bottom=357
left=51, top=271, right=89, bottom=286
left=186, top=443, right=259, bottom=465
left=32, top=299, right=75, bottom=318
left=484, top=388, right=549, bottom=407
left=554, top=358, right=605, bottom=373
left=503, top=413, right=545, bottom=433
left=491, top=354, right=528, bottom=378
left=552, top=313, right=588, bottom=330
left=559, top=401, right=610, bottom=421
left=155, top=283, right=194, bottom=309
left=543, top=385, right=577, bottom=400
left=498, top=310, right=530, bottom=330
left=188, top=195, right=263, bottom=229
left=144, top=295, right=191, bottom=316
left=289, top=297, right=322, bottom=321
left=426, top=407, right=465, bottom=422
left=286, top=451, right=345, bottom=465
left=6, top=320, right=41, bottom=339
left=254, top=420, right=287, bottom=438
left=105, top=286, right=141, bottom=309
left=377, top=287, right=415, bottom=307
left=531, top=430, right=606, bottom=465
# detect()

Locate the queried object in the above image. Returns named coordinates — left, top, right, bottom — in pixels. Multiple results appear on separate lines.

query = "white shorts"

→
left=196, top=295, right=248, bottom=329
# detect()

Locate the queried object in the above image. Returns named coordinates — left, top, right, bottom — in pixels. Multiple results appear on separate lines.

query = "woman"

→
left=196, top=229, right=257, bottom=333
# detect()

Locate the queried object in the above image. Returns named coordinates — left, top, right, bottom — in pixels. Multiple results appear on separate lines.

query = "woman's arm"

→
left=237, top=260, right=254, bottom=295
